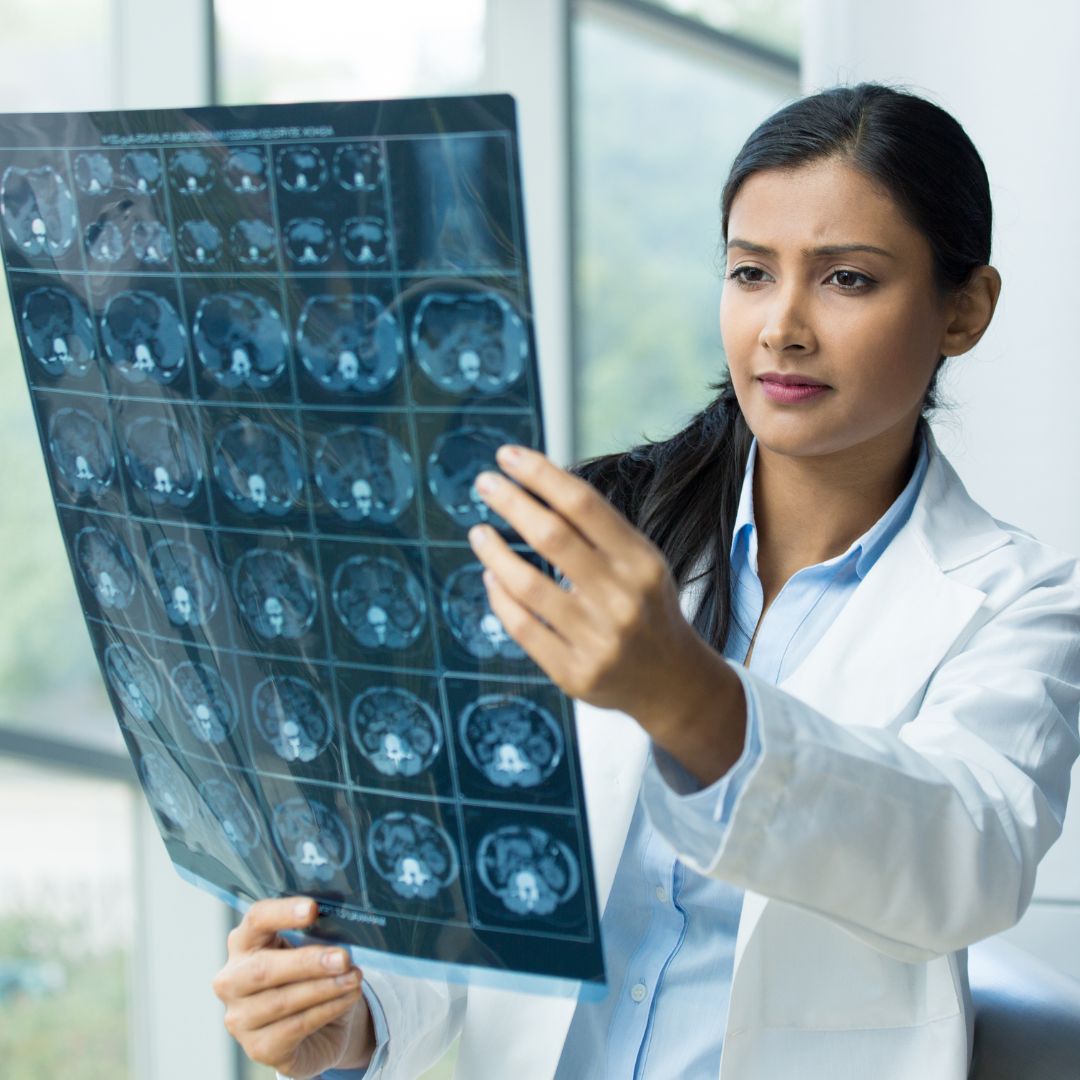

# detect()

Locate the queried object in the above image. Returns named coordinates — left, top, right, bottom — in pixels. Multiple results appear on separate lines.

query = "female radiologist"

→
left=212, top=82, right=1080, bottom=1080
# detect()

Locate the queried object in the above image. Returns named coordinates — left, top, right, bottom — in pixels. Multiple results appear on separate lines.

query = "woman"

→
left=212, top=82, right=1080, bottom=1079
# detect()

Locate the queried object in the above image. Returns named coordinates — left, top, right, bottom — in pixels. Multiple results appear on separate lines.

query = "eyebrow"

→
left=726, top=238, right=895, bottom=259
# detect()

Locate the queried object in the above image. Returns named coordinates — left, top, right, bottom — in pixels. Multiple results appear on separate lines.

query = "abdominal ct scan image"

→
left=0, top=94, right=606, bottom=999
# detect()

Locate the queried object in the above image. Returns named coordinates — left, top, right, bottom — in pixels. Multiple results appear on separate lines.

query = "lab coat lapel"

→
left=727, top=431, right=1010, bottom=1006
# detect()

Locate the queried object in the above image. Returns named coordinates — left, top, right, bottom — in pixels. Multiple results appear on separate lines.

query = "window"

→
left=215, top=0, right=487, bottom=106
left=572, top=4, right=799, bottom=459
left=0, top=758, right=136, bottom=1079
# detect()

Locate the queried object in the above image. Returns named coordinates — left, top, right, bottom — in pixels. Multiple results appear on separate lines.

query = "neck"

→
left=752, top=421, right=921, bottom=585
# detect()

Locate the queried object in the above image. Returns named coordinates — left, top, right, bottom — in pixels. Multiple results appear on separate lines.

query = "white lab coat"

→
left=305, top=427, right=1080, bottom=1080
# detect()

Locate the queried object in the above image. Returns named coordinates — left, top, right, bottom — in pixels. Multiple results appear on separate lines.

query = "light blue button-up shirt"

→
left=326, top=424, right=930, bottom=1079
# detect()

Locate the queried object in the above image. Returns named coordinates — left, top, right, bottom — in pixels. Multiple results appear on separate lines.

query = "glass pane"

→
left=0, top=0, right=122, bottom=751
left=643, top=0, right=800, bottom=60
left=216, top=0, right=487, bottom=105
left=0, top=0, right=114, bottom=112
left=0, top=758, right=135, bottom=1079
left=573, top=11, right=797, bottom=458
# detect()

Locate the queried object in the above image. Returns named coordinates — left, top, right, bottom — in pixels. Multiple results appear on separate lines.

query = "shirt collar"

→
left=730, top=425, right=930, bottom=580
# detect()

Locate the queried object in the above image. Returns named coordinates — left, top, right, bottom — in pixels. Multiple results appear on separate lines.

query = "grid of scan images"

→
left=0, top=96, right=604, bottom=993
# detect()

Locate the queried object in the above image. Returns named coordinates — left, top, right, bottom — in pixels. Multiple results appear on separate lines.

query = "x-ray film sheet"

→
left=0, top=95, right=606, bottom=1000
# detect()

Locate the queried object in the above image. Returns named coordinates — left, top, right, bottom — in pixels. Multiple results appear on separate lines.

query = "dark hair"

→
left=569, top=81, right=993, bottom=654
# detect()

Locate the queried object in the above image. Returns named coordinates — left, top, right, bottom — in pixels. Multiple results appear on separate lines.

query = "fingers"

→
left=218, top=942, right=356, bottom=999
left=492, top=444, right=649, bottom=558
left=242, top=986, right=365, bottom=1069
left=469, top=526, right=579, bottom=638
left=227, top=896, right=317, bottom=956
left=473, top=468, right=606, bottom=586
left=228, top=967, right=363, bottom=1033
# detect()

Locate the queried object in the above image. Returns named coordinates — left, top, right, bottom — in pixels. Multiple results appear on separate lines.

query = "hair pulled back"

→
left=570, top=82, right=993, bottom=652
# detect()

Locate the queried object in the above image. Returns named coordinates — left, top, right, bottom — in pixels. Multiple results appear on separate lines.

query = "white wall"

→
left=804, top=0, right=1080, bottom=978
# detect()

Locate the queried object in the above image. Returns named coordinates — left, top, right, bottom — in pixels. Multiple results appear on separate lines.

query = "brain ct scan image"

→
left=148, top=539, right=221, bottom=628
left=331, top=554, right=427, bottom=650
left=367, top=811, right=459, bottom=900
left=47, top=407, right=115, bottom=499
left=271, top=797, right=351, bottom=883
left=313, top=425, right=414, bottom=524
left=284, top=217, right=333, bottom=265
left=140, top=750, right=197, bottom=829
left=75, top=525, right=139, bottom=610
left=170, top=660, right=239, bottom=744
left=193, top=291, right=288, bottom=390
left=225, top=147, right=269, bottom=193
left=120, top=150, right=163, bottom=194
left=412, top=290, right=528, bottom=396
left=85, top=217, right=125, bottom=264
left=442, top=563, right=526, bottom=661
left=122, top=416, right=203, bottom=508
left=296, top=294, right=401, bottom=393
left=427, top=425, right=517, bottom=531
left=476, top=824, right=581, bottom=916
left=230, top=219, right=276, bottom=266
left=105, top=642, right=162, bottom=727
left=341, top=216, right=389, bottom=267
left=20, top=285, right=96, bottom=378
left=333, top=142, right=383, bottom=191
left=199, top=777, right=261, bottom=856
left=179, top=219, right=223, bottom=266
left=276, top=145, right=327, bottom=192
left=170, top=149, right=216, bottom=194
left=459, top=694, right=563, bottom=789
left=131, top=219, right=173, bottom=265
left=231, top=547, right=318, bottom=640
left=252, top=675, right=334, bottom=763
left=2, top=95, right=603, bottom=998
left=212, top=419, right=304, bottom=517
left=348, top=686, right=443, bottom=778
left=100, top=289, right=187, bottom=386
left=0, top=163, right=77, bottom=258
left=74, top=152, right=113, bottom=194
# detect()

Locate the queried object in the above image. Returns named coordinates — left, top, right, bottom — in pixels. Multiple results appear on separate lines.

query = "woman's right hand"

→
left=212, top=896, right=377, bottom=1079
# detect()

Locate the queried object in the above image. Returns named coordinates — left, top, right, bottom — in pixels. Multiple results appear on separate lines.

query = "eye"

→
left=726, top=266, right=770, bottom=286
left=828, top=268, right=874, bottom=291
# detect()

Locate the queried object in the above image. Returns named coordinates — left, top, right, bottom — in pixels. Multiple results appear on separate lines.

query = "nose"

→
left=758, top=283, right=815, bottom=353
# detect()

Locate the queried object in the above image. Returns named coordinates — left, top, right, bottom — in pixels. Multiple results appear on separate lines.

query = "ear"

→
left=939, top=265, right=1002, bottom=357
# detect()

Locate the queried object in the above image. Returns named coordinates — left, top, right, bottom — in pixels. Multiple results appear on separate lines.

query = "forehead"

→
left=727, top=158, right=922, bottom=254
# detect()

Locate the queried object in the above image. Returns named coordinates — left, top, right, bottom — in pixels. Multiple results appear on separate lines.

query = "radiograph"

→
left=4, top=95, right=603, bottom=996
left=100, top=289, right=187, bottom=385
left=348, top=686, right=443, bottom=778
left=271, top=796, right=351, bottom=884
left=20, top=285, right=96, bottom=378
left=367, top=811, right=459, bottom=901
left=252, top=675, right=334, bottom=763
left=312, top=425, right=414, bottom=524
left=231, top=547, right=318, bottom=640
left=148, top=539, right=221, bottom=627
left=76, top=525, right=138, bottom=610
left=295, top=293, right=401, bottom=393
left=212, top=419, right=304, bottom=517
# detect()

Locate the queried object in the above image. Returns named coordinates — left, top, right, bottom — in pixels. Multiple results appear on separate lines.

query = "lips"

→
left=758, top=373, right=830, bottom=387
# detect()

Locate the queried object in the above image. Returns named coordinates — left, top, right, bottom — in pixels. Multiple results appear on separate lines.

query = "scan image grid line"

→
left=0, top=96, right=605, bottom=996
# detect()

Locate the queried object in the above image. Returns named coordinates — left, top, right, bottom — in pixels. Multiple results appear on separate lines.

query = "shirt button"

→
left=655, top=885, right=668, bottom=904
left=630, top=982, right=648, bottom=1003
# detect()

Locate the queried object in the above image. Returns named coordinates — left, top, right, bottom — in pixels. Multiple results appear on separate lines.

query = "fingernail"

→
left=497, top=444, right=523, bottom=466
left=469, top=525, right=488, bottom=548
left=323, top=950, right=347, bottom=971
left=336, top=970, right=360, bottom=987
left=475, top=471, right=500, bottom=494
left=294, top=900, right=312, bottom=919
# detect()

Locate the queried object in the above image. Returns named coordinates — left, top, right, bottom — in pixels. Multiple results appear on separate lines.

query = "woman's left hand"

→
left=467, top=443, right=737, bottom=754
